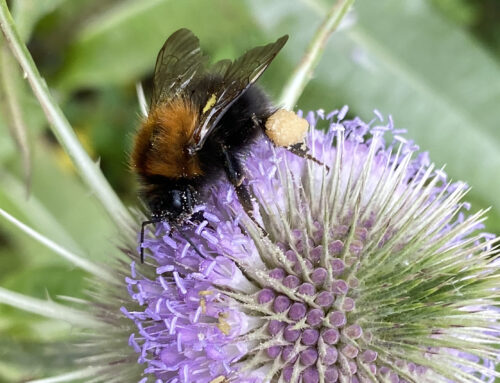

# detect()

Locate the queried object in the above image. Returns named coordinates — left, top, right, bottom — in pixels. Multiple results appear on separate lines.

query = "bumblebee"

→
left=131, top=29, right=314, bottom=261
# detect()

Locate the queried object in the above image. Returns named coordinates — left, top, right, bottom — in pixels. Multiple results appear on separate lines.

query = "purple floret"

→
left=124, top=108, right=499, bottom=383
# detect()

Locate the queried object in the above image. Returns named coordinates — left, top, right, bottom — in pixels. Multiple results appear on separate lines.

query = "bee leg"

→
left=190, top=210, right=205, bottom=223
left=251, top=113, right=262, bottom=128
left=235, top=185, right=269, bottom=237
left=220, top=144, right=245, bottom=187
left=254, top=114, right=329, bottom=171
left=287, top=142, right=330, bottom=172
left=170, top=221, right=205, bottom=258
left=220, top=144, right=267, bottom=236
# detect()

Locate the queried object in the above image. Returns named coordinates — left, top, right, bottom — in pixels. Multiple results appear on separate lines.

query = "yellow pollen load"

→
left=202, top=93, right=217, bottom=114
left=198, top=290, right=213, bottom=296
left=265, top=109, right=309, bottom=147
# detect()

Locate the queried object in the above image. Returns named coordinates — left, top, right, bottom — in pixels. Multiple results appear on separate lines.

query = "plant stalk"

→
left=0, top=0, right=136, bottom=237
left=279, top=0, right=355, bottom=110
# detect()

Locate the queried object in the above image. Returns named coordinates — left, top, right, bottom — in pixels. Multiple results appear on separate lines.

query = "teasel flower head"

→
left=123, top=107, right=500, bottom=383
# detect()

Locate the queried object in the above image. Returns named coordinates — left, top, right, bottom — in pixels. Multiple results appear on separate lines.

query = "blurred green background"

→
left=0, top=0, right=499, bottom=381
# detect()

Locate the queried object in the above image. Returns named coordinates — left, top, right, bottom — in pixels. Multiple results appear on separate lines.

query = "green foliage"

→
left=0, top=0, right=498, bottom=381
left=57, top=0, right=260, bottom=90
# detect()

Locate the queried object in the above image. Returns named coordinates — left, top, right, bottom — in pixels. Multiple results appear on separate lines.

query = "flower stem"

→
left=0, top=0, right=135, bottom=236
left=279, top=0, right=355, bottom=110
left=0, top=286, right=103, bottom=328
left=0, top=208, right=114, bottom=281
left=0, top=47, right=31, bottom=196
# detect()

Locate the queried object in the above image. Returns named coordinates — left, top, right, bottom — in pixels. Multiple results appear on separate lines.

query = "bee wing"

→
left=150, top=28, right=206, bottom=108
left=188, top=35, right=289, bottom=152
left=211, top=59, right=232, bottom=77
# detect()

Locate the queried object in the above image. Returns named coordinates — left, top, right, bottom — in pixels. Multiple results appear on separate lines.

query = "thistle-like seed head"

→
left=123, top=108, right=500, bottom=383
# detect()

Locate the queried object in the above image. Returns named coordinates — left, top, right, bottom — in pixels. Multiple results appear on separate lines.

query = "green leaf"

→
left=0, top=338, right=85, bottom=382
left=0, top=144, right=118, bottom=264
left=248, top=0, right=500, bottom=233
left=11, top=0, right=71, bottom=40
left=56, top=0, right=259, bottom=90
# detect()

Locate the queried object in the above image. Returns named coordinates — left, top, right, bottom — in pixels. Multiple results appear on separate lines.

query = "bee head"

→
left=139, top=181, right=200, bottom=263
left=146, top=183, right=198, bottom=223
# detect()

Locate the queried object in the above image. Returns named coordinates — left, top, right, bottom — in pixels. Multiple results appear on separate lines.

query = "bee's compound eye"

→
left=171, top=190, right=183, bottom=211
left=167, top=188, right=195, bottom=219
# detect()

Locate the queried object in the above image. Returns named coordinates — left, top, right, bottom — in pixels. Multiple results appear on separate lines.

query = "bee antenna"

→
left=171, top=221, right=205, bottom=258
left=140, top=219, right=159, bottom=263
left=141, top=219, right=205, bottom=262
